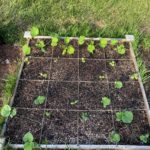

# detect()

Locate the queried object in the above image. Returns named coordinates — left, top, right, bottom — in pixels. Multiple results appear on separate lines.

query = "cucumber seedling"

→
left=139, top=133, right=149, bottom=143
left=81, top=112, right=89, bottom=122
left=100, top=38, right=107, bottom=48
left=36, top=40, right=45, bottom=53
left=78, top=36, right=85, bottom=45
left=101, top=97, right=111, bottom=108
left=114, top=81, right=123, bottom=89
left=34, top=96, right=46, bottom=105
left=51, top=37, right=59, bottom=47
left=22, top=44, right=31, bottom=56
left=30, top=26, right=39, bottom=37
left=116, top=44, right=126, bottom=55
left=109, top=131, right=120, bottom=143
left=1, top=105, right=16, bottom=118
left=87, top=41, right=95, bottom=54
left=116, top=110, right=133, bottom=124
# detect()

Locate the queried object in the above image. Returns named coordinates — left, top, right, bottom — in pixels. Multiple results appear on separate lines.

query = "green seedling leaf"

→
left=111, top=39, right=118, bottom=46
left=130, top=73, right=138, bottom=80
left=30, top=26, right=39, bottom=37
left=36, top=40, right=45, bottom=52
left=100, top=38, right=107, bottom=48
left=62, top=47, right=67, bottom=55
left=22, top=44, right=31, bottom=55
left=39, top=73, right=48, bottom=79
left=64, top=37, right=70, bottom=44
left=24, top=142, right=34, bottom=150
left=67, top=45, right=75, bottom=55
left=140, top=133, right=149, bottom=143
left=99, top=75, right=105, bottom=79
left=78, top=36, right=85, bottom=45
left=101, top=97, right=111, bottom=108
left=10, top=108, right=17, bottom=118
left=114, top=81, right=123, bottom=89
left=44, top=111, right=52, bottom=117
left=24, top=57, right=30, bottom=65
left=109, top=61, right=116, bottom=67
left=1, top=105, right=11, bottom=117
left=81, top=112, right=89, bottom=122
left=70, top=100, right=78, bottom=105
left=109, top=131, right=120, bottom=143
left=87, top=41, right=95, bottom=54
left=34, top=96, right=46, bottom=105
left=116, top=44, right=126, bottom=55
left=81, top=57, right=86, bottom=63
left=23, top=132, right=34, bottom=143
left=51, top=37, right=59, bottom=47
left=116, top=111, right=133, bottom=124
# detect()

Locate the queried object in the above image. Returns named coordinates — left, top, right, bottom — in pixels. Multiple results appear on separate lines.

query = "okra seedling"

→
left=87, top=41, right=95, bottom=54
left=111, top=39, right=118, bottom=46
left=70, top=99, right=78, bottom=105
left=109, top=131, right=120, bottom=143
left=30, top=26, right=39, bottom=37
left=116, top=111, right=133, bottom=124
left=140, top=133, right=149, bottom=143
left=130, top=73, right=138, bottom=80
left=39, top=72, right=48, bottom=79
left=109, top=61, right=116, bottom=67
left=36, top=40, right=45, bottom=52
left=64, top=37, right=70, bottom=45
left=81, top=112, right=89, bottom=122
left=51, top=37, right=59, bottom=47
left=81, top=57, right=86, bottom=63
left=78, top=36, right=85, bottom=45
left=100, top=38, right=107, bottom=48
left=22, top=44, right=31, bottom=56
left=116, top=44, right=126, bottom=55
left=101, top=97, right=111, bottom=108
left=114, top=81, right=123, bottom=89
left=1, top=105, right=16, bottom=118
left=34, top=96, right=46, bottom=105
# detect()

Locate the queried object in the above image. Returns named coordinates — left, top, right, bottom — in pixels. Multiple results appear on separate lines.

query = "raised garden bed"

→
left=1, top=33, right=150, bottom=149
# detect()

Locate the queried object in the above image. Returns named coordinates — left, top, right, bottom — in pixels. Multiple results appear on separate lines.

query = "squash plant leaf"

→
left=114, top=81, right=123, bottom=89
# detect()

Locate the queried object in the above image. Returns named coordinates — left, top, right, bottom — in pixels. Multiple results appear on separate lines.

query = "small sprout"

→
left=30, top=26, right=39, bottom=37
left=87, top=41, right=95, bottom=54
left=22, top=44, right=31, bottom=56
left=39, top=72, right=48, bottom=79
left=81, top=112, right=89, bottom=122
left=101, top=97, right=111, bottom=108
left=140, top=133, right=149, bottom=143
left=111, top=39, right=118, bottom=46
left=114, top=81, right=123, bottom=89
left=100, top=38, right=107, bottom=48
left=67, top=45, right=75, bottom=55
left=81, top=57, right=86, bottom=63
left=23, top=132, right=34, bottom=150
left=99, top=75, right=105, bottom=79
left=62, top=47, right=67, bottom=55
left=109, top=61, right=116, bottom=67
left=34, top=96, right=46, bottom=105
left=54, top=58, right=59, bottom=63
left=44, top=111, right=52, bottom=117
left=78, top=36, right=85, bottom=45
left=116, top=45, right=126, bottom=55
left=36, top=40, right=45, bottom=52
left=116, top=111, right=133, bottom=124
left=130, top=73, right=138, bottom=80
left=70, top=100, right=78, bottom=105
left=1, top=105, right=16, bottom=118
left=24, top=57, right=30, bottom=65
left=51, top=37, right=59, bottom=47
left=64, top=37, right=70, bottom=45
left=109, top=131, right=120, bottom=143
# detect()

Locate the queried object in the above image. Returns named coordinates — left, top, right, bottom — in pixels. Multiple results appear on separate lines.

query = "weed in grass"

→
left=109, top=61, right=116, bottom=67
left=114, top=81, right=123, bottom=89
left=22, top=44, right=31, bottom=56
left=100, top=38, right=107, bottom=48
left=78, top=36, right=85, bottom=45
left=116, top=44, right=125, bottom=55
left=101, top=97, right=111, bottom=108
left=51, top=37, right=59, bottom=47
left=139, top=133, right=149, bottom=144
left=81, top=112, right=89, bottom=122
left=30, top=27, right=39, bottom=37
left=111, top=39, right=118, bottom=46
left=34, top=96, right=46, bottom=105
left=109, top=131, right=120, bottom=143
left=64, top=37, right=71, bottom=45
left=36, top=40, right=45, bottom=53
left=116, top=111, right=133, bottom=124
left=87, top=41, right=95, bottom=54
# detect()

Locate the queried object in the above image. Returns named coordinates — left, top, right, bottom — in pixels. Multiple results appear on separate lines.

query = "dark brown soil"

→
left=113, top=110, right=150, bottom=145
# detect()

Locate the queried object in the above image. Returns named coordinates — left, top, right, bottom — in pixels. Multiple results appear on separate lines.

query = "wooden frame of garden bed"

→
left=0, top=33, right=150, bottom=150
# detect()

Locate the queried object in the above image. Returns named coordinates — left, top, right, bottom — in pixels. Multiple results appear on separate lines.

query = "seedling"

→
left=51, top=37, right=59, bottom=47
left=130, top=73, right=138, bottom=80
left=35, top=40, right=45, bottom=52
left=44, top=111, right=52, bottom=117
left=114, top=81, right=123, bottom=89
left=22, top=44, right=31, bottom=56
left=101, top=97, right=111, bottom=108
left=116, top=111, right=133, bottom=124
left=39, top=72, right=48, bottom=79
left=109, top=131, right=120, bottom=143
left=100, top=38, right=107, bottom=48
left=24, top=57, right=30, bottom=65
left=64, top=37, right=70, bottom=45
left=111, top=39, right=118, bottom=46
left=140, top=133, right=149, bottom=143
left=30, top=26, right=39, bottom=37
left=109, top=61, right=116, bottom=67
left=34, top=96, right=46, bottom=105
left=62, top=45, right=75, bottom=55
left=78, top=36, right=85, bottom=45
left=81, top=112, right=89, bottom=122
left=87, top=41, right=95, bottom=54
left=81, top=57, right=86, bottom=63
left=99, top=75, right=105, bottom=79
left=116, top=44, right=126, bottom=55
left=70, top=99, right=78, bottom=105
left=1, top=105, right=16, bottom=118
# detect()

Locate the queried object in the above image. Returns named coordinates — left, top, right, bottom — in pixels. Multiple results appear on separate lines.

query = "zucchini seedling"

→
left=116, top=110, right=133, bottom=124
left=30, top=26, right=39, bottom=37
left=36, top=40, right=45, bottom=53
left=109, top=131, right=120, bottom=143
left=22, top=44, right=31, bottom=56
left=51, top=37, right=59, bottom=47
left=101, top=97, right=111, bottom=108
left=87, top=41, right=95, bottom=54
left=139, top=133, right=149, bottom=143
left=100, top=38, right=107, bottom=48
left=116, top=44, right=126, bottom=55
left=114, top=81, right=123, bottom=89
left=34, top=96, right=46, bottom=105
left=78, top=36, right=85, bottom=45
left=81, top=112, right=89, bottom=122
left=1, top=105, right=16, bottom=118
